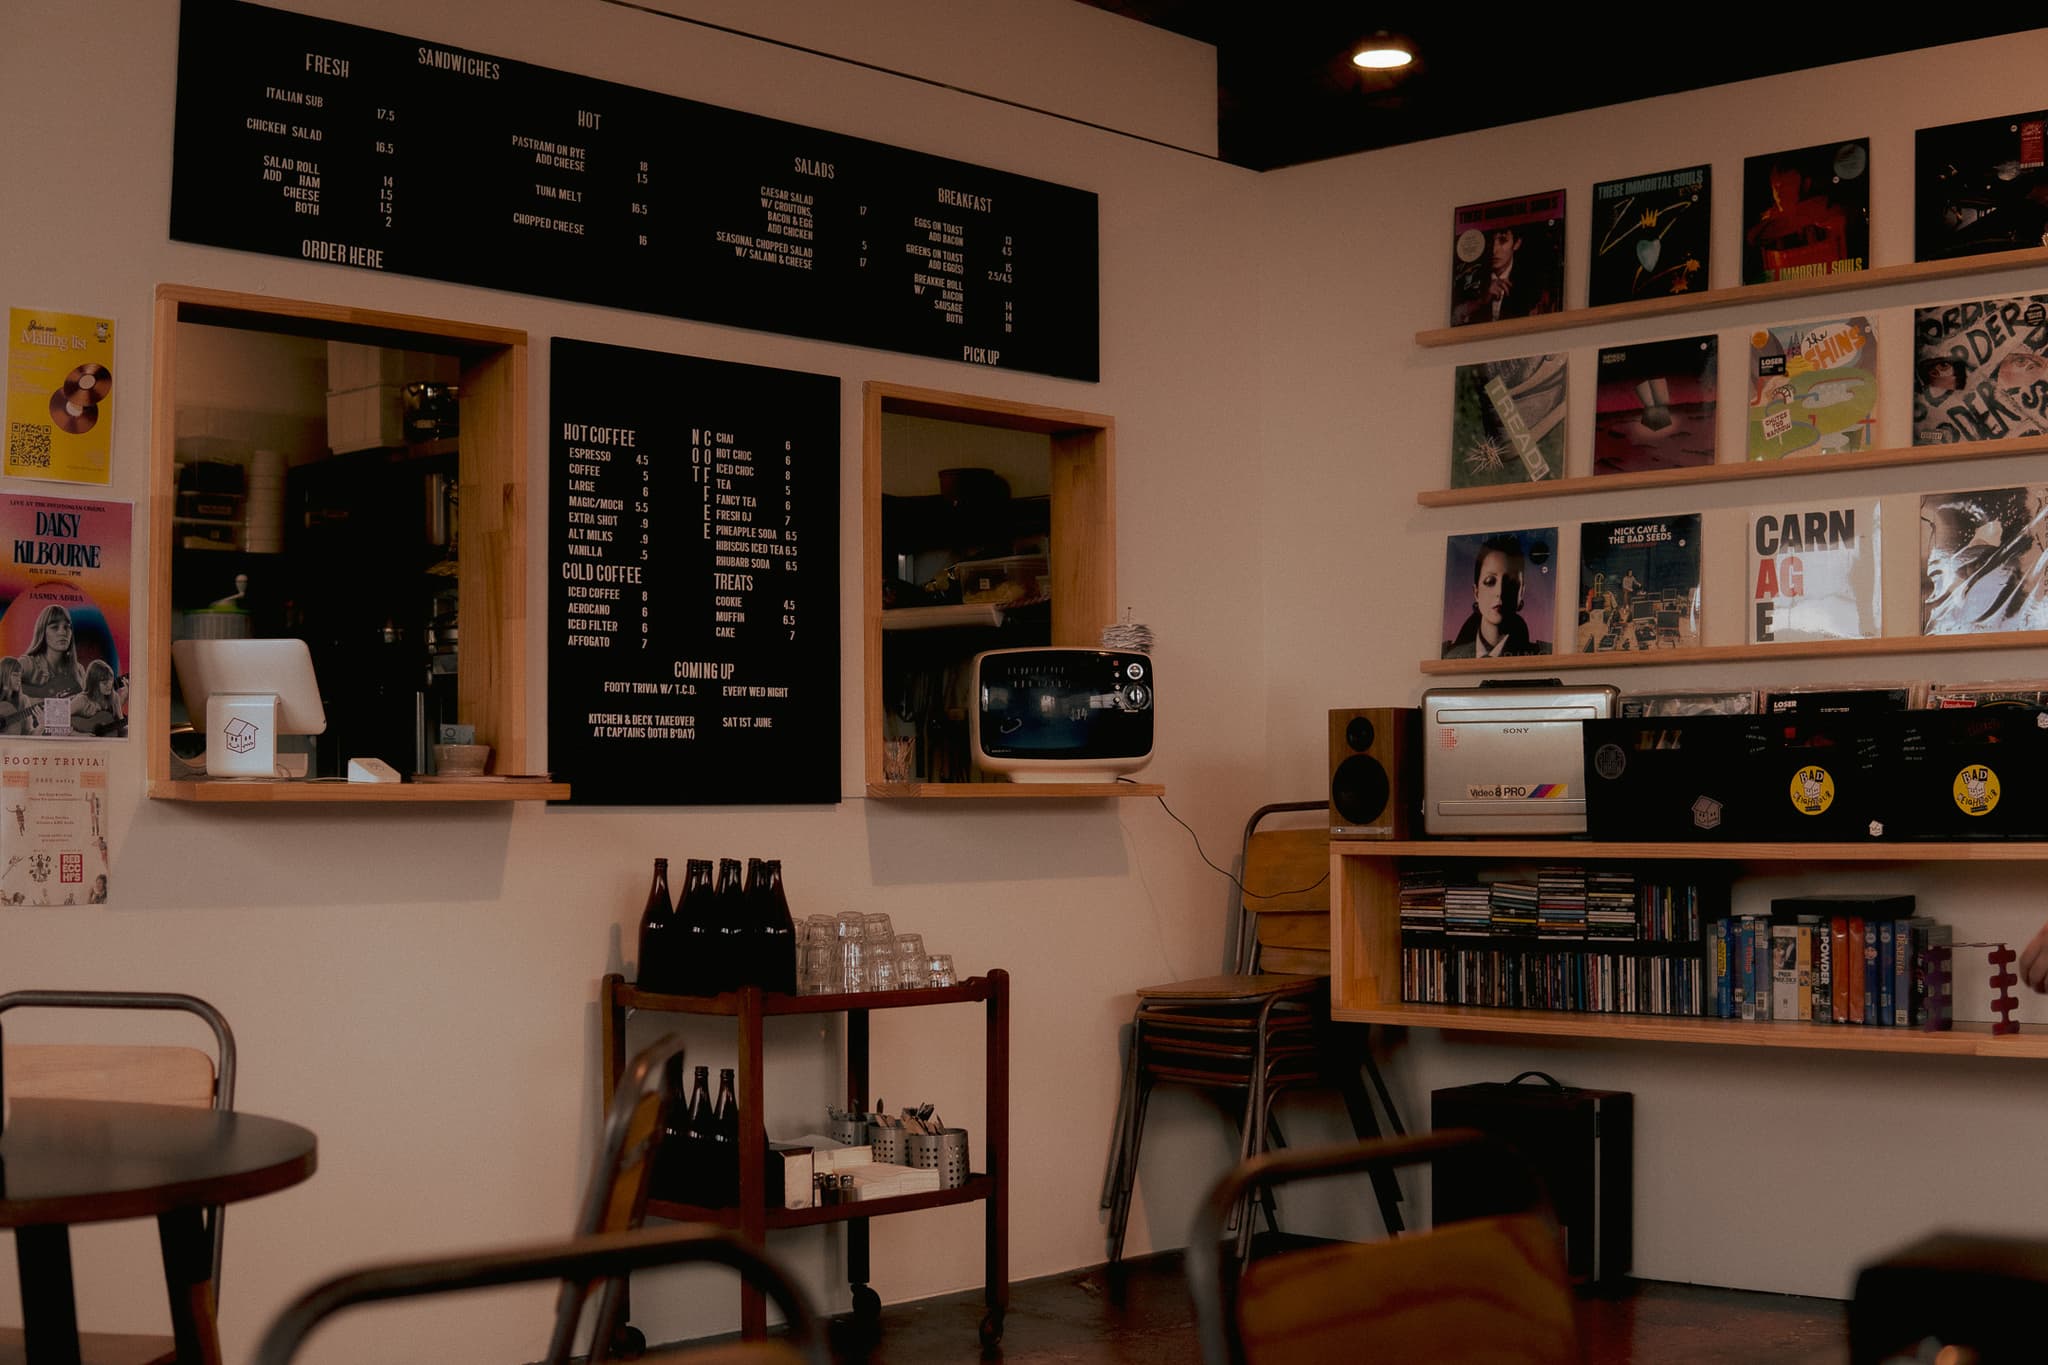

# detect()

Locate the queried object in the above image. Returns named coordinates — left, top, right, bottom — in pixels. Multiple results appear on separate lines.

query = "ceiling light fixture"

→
left=1351, top=34, right=1413, bottom=71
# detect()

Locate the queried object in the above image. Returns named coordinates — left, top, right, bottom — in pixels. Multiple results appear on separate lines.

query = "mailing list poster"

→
left=6, top=309, right=115, bottom=485
left=0, top=495, right=133, bottom=739
left=0, top=747, right=111, bottom=906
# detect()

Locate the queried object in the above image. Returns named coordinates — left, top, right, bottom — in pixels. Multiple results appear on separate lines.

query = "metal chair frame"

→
left=0, top=989, right=238, bottom=1293
left=1100, top=803, right=1405, bottom=1267
left=545, top=1032, right=687, bottom=1365
left=253, top=1225, right=829, bottom=1365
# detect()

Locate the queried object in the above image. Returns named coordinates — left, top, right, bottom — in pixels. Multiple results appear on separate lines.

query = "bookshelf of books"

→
left=1328, top=840, right=2048, bottom=1058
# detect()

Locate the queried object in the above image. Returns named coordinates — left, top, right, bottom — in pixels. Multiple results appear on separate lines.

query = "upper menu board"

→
left=169, top=0, right=1099, bottom=381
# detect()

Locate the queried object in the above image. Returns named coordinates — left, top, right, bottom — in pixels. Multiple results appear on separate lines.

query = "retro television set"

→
left=170, top=638, right=327, bottom=779
left=969, top=646, right=1153, bottom=782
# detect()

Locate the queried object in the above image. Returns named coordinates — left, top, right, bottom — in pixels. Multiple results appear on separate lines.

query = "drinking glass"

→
left=841, top=937, right=868, bottom=995
left=869, top=951, right=898, bottom=993
left=895, top=933, right=926, bottom=990
left=927, top=954, right=956, bottom=989
left=862, top=912, right=895, bottom=945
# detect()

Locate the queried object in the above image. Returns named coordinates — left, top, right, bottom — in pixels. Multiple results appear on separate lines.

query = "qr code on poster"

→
left=8, top=422, right=52, bottom=469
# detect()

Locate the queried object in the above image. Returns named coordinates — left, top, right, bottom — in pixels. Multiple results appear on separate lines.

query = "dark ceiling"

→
left=1076, top=7, right=2047, bottom=170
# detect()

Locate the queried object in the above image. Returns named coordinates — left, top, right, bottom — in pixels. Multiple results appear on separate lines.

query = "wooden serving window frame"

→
left=146, top=284, right=547, bottom=801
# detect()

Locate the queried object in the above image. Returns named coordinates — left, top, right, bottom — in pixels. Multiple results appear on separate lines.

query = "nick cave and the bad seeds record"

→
left=1747, top=501, right=1881, bottom=643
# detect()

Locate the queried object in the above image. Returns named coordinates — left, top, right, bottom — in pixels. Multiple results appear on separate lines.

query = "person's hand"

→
left=2021, top=918, right=2048, bottom=994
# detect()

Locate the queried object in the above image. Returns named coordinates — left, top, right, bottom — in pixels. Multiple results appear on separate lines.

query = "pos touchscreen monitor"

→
left=170, top=638, right=327, bottom=778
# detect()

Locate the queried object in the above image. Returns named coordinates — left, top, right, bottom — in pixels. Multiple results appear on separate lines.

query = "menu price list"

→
left=169, top=0, right=1099, bottom=381
left=547, top=339, right=839, bottom=806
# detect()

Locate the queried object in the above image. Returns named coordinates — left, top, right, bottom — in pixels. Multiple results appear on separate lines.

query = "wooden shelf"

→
left=617, top=978, right=997, bottom=1016
left=1329, top=839, right=2048, bottom=1058
left=881, top=604, right=1006, bottom=631
left=649, top=1175, right=994, bottom=1229
left=1339, top=839, right=2048, bottom=863
left=1420, top=629, right=2048, bottom=675
left=1414, top=245, right=2048, bottom=349
left=865, top=780, right=1163, bottom=800
left=1415, top=434, right=2048, bottom=509
left=146, top=778, right=568, bottom=803
left=1329, top=1003, right=2048, bottom=1057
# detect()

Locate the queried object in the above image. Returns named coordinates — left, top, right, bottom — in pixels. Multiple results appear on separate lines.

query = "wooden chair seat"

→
left=1234, top=1213, right=1579, bottom=1365
left=1134, top=973, right=1323, bottom=1002
left=1188, top=1131, right=1580, bottom=1365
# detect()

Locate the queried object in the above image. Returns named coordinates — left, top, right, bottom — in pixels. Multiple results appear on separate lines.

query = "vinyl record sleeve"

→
left=1747, top=501, right=1881, bottom=643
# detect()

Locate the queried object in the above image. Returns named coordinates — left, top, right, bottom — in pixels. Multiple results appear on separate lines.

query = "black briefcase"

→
left=1431, top=1070, right=1632, bottom=1286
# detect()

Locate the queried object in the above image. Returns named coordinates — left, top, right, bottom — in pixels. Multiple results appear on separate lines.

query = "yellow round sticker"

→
left=1789, top=765, right=1835, bottom=816
left=1954, top=764, right=2001, bottom=817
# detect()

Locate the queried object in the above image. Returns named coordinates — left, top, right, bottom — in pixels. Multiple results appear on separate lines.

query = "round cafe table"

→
left=0, top=1097, right=317, bottom=1365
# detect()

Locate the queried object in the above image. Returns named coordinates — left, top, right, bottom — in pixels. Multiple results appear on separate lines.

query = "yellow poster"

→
left=6, top=309, right=114, bottom=485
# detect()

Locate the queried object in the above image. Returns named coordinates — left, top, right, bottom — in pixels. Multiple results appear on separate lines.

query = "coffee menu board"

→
left=547, top=339, right=839, bottom=805
left=169, top=0, right=1100, bottom=381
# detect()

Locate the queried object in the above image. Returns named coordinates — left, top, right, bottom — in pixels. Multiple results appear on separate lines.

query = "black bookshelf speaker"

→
left=1328, top=707, right=1419, bottom=839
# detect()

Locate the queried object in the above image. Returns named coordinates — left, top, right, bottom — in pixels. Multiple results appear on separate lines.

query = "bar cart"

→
left=599, top=969, right=1011, bottom=1349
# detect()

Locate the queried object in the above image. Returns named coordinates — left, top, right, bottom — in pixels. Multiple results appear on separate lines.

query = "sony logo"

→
left=1501, top=726, right=1529, bottom=734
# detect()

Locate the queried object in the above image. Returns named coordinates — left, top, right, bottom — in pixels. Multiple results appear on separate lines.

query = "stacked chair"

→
left=1100, top=802, right=1405, bottom=1267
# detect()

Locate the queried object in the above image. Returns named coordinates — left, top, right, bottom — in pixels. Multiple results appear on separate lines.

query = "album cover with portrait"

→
left=1449, top=191, right=1565, bottom=327
left=1440, top=527, right=1557, bottom=659
left=1920, top=484, right=2048, bottom=634
left=1741, top=140, right=1870, bottom=285
left=1912, top=294, right=2048, bottom=445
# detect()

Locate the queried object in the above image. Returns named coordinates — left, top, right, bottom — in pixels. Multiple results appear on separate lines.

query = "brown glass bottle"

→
left=748, top=858, right=798, bottom=995
left=652, top=1057, right=706, bottom=1205
left=708, top=1066, right=740, bottom=1208
left=634, top=858, right=677, bottom=993
left=674, top=858, right=718, bottom=996
left=710, top=857, right=749, bottom=994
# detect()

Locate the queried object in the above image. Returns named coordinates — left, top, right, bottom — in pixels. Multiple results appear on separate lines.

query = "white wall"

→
left=1258, top=33, right=2048, bottom=1298
left=0, top=2, right=1262, bottom=1360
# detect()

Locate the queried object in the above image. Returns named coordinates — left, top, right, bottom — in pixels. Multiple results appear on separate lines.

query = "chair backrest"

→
left=1232, top=801, right=1332, bottom=976
left=544, top=1033, right=687, bottom=1365
left=1187, top=1130, right=1580, bottom=1365
left=252, top=1224, right=829, bottom=1365
left=0, top=990, right=237, bottom=1288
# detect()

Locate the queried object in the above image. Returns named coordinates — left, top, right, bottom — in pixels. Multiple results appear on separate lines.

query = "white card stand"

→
left=206, top=693, right=280, bottom=779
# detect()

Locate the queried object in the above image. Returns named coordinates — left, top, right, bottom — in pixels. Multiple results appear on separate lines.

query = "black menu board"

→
left=547, top=339, right=839, bottom=805
left=169, top=0, right=1099, bottom=381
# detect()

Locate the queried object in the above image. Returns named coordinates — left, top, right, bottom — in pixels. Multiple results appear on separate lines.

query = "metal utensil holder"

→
left=906, top=1127, right=970, bottom=1189
left=827, top=1114, right=868, bottom=1147
left=868, top=1123, right=905, bottom=1165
